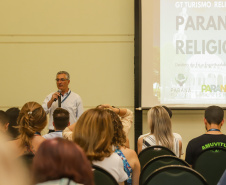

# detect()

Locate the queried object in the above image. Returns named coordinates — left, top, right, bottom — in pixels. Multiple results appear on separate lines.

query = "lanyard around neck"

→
left=35, top=132, right=41, bottom=135
left=61, top=90, right=71, bottom=104
left=207, top=128, right=220, bottom=132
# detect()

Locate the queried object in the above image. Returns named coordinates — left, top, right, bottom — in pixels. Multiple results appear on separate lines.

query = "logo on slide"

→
left=175, top=74, right=187, bottom=86
left=202, top=85, right=226, bottom=92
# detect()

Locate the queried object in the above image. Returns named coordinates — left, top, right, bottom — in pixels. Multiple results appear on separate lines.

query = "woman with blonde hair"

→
left=137, top=106, right=182, bottom=157
left=8, top=101, right=47, bottom=157
left=72, top=108, right=128, bottom=185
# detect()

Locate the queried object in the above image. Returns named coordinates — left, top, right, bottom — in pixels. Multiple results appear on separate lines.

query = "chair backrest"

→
left=193, top=147, right=226, bottom=185
left=143, top=165, right=208, bottom=185
left=218, top=170, right=226, bottom=185
left=139, top=155, right=190, bottom=185
left=92, top=165, right=118, bottom=185
left=138, top=145, right=176, bottom=169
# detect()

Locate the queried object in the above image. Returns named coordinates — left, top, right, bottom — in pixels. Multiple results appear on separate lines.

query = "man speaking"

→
left=42, top=71, right=83, bottom=132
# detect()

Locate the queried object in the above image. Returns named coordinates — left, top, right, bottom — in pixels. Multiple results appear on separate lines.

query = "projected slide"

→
left=142, top=0, right=226, bottom=107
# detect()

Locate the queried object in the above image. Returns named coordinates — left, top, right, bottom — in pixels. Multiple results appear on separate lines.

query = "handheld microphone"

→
left=58, top=90, right=62, bottom=107
left=54, top=89, right=62, bottom=102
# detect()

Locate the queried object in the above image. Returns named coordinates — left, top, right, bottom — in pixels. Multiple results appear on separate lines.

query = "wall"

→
left=0, top=0, right=135, bottom=143
left=1, top=0, right=225, bottom=151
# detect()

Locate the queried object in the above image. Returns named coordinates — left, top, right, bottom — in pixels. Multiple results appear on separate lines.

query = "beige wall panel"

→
left=0, top=0, right=135, bottom=146
left=0, top=41, right=134, bottom=108
left=0, top=0, right=134, bottom=34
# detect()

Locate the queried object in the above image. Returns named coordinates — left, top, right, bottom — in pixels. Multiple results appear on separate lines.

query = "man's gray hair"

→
left=56, top=71, right=70, bottom=80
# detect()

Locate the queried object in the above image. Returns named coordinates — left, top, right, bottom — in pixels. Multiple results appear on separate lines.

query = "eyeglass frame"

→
left=55, top=78, right=69, bottom=82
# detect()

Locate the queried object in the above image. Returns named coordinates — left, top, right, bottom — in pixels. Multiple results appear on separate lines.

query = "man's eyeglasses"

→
left=55, top=78, right=68, bottom=82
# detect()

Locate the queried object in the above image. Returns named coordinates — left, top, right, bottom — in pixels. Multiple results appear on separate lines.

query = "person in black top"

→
left=185, top=105, right=226, bottom=166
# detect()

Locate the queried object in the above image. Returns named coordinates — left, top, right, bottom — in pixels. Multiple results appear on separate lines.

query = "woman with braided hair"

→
left=8, top=102, right=47, bottom=157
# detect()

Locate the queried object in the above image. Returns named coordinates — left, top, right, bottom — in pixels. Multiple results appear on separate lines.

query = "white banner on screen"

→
left=142, top=0, right=226, bottom=108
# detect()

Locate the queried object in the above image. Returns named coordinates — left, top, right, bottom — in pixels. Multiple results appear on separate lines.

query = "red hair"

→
left=32, top=138, right=94, bottom=185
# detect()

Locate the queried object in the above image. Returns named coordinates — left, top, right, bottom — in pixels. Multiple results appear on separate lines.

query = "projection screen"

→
left=141, top=0, right=226, bottom=108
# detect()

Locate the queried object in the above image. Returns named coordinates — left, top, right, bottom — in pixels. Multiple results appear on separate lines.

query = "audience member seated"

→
left=32, top=138, right=94, bottom=185
left=63, top=105, right=133, bottom=145
left=43, top=108, right=70, bottom=139
left=185, top=105, right=226, bottom=166
left=97, top=104, right=133, bottom=136
left=0, top=110, right=9, bottom=133
left=106, top=109, right=140, bottom=185
left=162, top=105, right=184, bottom=155
left=7, top=102, right=47, bottom=157
left=72, top=108, right=128, bottom=185
left=97, top=104, right=133, bottom=147
left=6, top=107, right=20, bottom=139
left=137, top=106, right=182, bottom=157
left=0, top=133, right=30, bottom=185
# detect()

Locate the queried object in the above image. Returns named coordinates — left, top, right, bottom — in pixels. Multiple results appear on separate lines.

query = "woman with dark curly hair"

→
left=63, top=104, right=133, bottom=145
left=106, top=109, right=140, bottom=185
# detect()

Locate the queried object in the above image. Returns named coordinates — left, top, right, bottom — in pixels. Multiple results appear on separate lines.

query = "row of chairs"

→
left=93, top=163, right=208, bottom=185
left=20, top=153, right=119, bottom=185
left=92, top=145, right=204, bottom=185
left=142, top=165, right=207, bottom=185
left=21, top=146, right=226, bottom=185
left=39, top=145, right=226, bottom=185
left=92, top=160, right=207, bottom=185
left=138, top=145, right=226, bottom=185
left=139, top=155, right=190, bottom=185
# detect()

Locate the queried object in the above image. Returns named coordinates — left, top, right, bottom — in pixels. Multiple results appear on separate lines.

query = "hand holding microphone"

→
left=47, top=90, right=62, bottom=109
left=53, top=89, right=62, bottom=102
